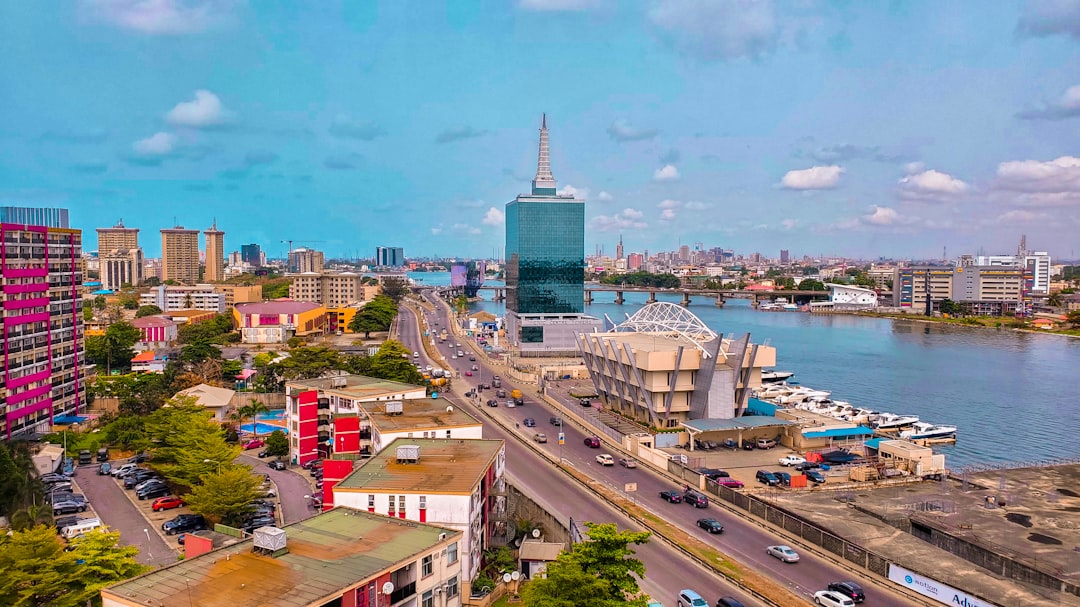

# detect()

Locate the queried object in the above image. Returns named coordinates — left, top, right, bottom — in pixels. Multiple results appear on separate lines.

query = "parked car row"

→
left=756, top=468, right=827, bottom=486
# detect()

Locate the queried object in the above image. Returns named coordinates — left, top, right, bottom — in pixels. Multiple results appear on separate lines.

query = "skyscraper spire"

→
left=531, top=113, right=557, bottom=195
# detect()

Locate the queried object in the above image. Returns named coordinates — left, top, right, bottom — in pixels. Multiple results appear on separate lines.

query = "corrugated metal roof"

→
left=102, top=508, right=460, bottom=607
left=681, top=416, right=794, bottom=433
left=864, top=437, right=886, bottom=449
left=335, top=438, right=503, bottom=494
left=368, top=398, right=481, bottom=432
left=235, top=300, right=322, bottom=315
left=802, top=426, right=874, bottom=439
left=287, top=375, right=424, bottom=400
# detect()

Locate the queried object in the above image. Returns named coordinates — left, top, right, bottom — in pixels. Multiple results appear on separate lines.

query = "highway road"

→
left=401, top=294, right=919, bottom=607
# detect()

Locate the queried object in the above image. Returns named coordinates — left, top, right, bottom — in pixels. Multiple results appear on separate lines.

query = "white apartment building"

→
left=364, top=398, right=483, bottom=453
left=140, top=284, right=226, bottom=313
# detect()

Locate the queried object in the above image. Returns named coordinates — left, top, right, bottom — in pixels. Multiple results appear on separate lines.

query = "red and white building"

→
left=1, top=206, right=86, bottom=438
left=332, top=438, right=507, bottom=582
left=233, top=300, right=327, bottom=343
left=130, top=350, right=167, bottom=373
left=131, top=315, right=178, bottom=350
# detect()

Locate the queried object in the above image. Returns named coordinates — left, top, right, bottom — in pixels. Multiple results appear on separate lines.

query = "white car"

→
left=595, top=454, right=614, bottom=466
left=813, top=591, right=854, bottom=607
left=766, top=545, right=800, bottom=563
left=413, top=352, right=419, bottom=358
left=778, top=455, right=806, bottom=467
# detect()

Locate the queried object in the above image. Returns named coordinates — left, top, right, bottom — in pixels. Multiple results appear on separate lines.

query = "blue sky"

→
left=2, top=1, right=1079, bottom=261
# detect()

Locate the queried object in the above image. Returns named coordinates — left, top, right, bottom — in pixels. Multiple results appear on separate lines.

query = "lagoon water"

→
left=409, top=272, right=1080, bottom=467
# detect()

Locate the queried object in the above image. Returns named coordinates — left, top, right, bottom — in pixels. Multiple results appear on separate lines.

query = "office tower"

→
left=203, top=220, right=225, bottom=283
left=627, top=252, right=643, bottom=270
left=0, top=207, right=86, bottom=438
left=97, top=219, right=143, bottom=290
left=288, top=247, right=325, bottom=274
left=161, top=226, right=200, bottom=285
left=96, top=219, right=139, bottom=253
left=241, top=243, right=262, bottom=267
left=375, top=246, right=405, bottom=267
left=504, top=114, right=601, bottom=355
left=615, top=235, right=624, bottom=261
left=780, top=249, right=790, bottom=264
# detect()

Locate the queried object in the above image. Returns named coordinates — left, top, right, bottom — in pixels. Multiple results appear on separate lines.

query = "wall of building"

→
left=372, top=426, right=484, bottom=453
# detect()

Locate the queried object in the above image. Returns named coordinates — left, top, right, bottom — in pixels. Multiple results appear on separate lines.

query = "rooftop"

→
left=131, top=315, right=177, bottom=329
left=177, top=383, right=236, bottom=408
left=101, top=507, right=460, bottom=607
left=287, top=375, right=424, bottom=401
left=236, top=300, right=322, bottom=315
left=681, top=416, right=794, bottom=433
left=336, top=438, right=504, bottom=494
left=367, top=398, right=481, bottom=433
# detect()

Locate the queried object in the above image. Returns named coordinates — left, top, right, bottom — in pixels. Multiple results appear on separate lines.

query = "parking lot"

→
left=72, top=463, right=176, bottom=566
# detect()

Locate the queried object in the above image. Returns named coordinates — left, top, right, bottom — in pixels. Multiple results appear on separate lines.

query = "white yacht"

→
left=757, top=384, right=796, bottom=400
left=871, top=413, right=920, bottom=430
left=780, top=388, right=831, bottom=405
left=842, top=408, right=877, bottom=424
left=900, top=422, right=957, bottom=440
left=761, top=370, right=795, bottom=384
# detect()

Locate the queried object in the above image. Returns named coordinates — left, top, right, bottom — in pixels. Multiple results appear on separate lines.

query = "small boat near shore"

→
left=761, top=370, right=795, bottom=383
left=899, top=422, right=957, bottom=440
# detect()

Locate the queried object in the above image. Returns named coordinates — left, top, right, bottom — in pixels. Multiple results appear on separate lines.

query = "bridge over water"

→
left=434, top=284, right=829, bottom=307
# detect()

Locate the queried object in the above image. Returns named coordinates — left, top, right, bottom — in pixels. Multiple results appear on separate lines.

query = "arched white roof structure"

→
left=611, top=302, right=720, bottom=356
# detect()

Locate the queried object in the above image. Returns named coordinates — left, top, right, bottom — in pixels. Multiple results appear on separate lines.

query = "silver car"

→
left=766, top=545, right=800, bottom=563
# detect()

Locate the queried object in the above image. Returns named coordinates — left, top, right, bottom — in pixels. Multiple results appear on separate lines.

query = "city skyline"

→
left=2, top=2, right=1079, bottom=259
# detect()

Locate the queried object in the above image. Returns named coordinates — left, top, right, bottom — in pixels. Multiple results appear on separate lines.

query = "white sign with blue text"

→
left=887, top=564, right=994, bottom=607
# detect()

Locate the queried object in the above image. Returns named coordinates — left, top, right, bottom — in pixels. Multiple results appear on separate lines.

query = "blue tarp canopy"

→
left=802, top=426, right=874, bottom=439
left=53, top=415, right=88, bottom=425
left=91, top=289, right=113, bottom=295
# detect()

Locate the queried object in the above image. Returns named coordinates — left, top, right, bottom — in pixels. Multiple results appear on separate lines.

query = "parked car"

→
left=97, top=462, right=112, bottom=476
left=795, top=461, right=821, bottom=471
left=583, top=436, right=601, bottom=448
left=813, top=591, right=854, bottom=607
left=128, top=453, right=151, bottom=464
left=618, top=457, right=638, bottom=468
left=741, top=440, right=756, bottom=450
left=522, top=418, right=536, bottom=427
left=111, top=463, right=138, bottom=477
left=134, top=477, right=166, bottom=492
left=715, top=478, right=745, bottom=489
left=46, top=481, right=73, bottom=493
left=243, top=439, right=265, bottom=450
left=697, top=467, right=730, bottom=479
left=257, top=449, right=270, bottom=458
left=766, top=545, right=800, bottom=563
left=659, top=490, right=683, bottom=503
left=756, top=470, right=780, bottom=486
left=152, top=496, right=185, bottom=511
left=595, top=454, right=614, bottom=466
left=533, top=433, right=548, bottom=443
left=806, top=470, right=827, bottom=484
left=549, top=416, right=563, bottom=426
left=826, top=582, right=865, bottom=603
left=756, top=438, right=777, bottom=449
left=774, top=471, right=792, bottom=486
left=163, top=514, right=206, bottom=535
left=40, top=473, right=66, bottom=484
left=269, top=460, right=287, bottom=471
left=52, top=500, right=87, bottom=515
left=696, top=518, right=724, bottom=534
left=138, top=484, right=171, bottom=500
left=779, top=455, right=806, bottom=467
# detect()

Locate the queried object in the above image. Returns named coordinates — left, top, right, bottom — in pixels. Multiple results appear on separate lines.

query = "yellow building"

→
left=233, top=300, right=328, bottom=343
left=202, top=221, right=224, bottom=283
left=160, top=226, right=199, bottom=285
left=213, top=284, right=261, bottom=309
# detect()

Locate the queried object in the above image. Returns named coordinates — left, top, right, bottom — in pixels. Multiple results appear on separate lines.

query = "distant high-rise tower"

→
left=241, top=243, right=262, bottom=268
left=98, top=219, right=144, bottom=289
left=203, top=220, right=225, bottom=283
left=616, top=235, right=624, bottom=260
left=780, top=249, right=790, bottom=264
left=97, top=219, right=140, bottom=253
left=289, top=247, right=325, bottom=273
left=161, top=226, right=200, bottom=285
left=375, top=247, right=405, bottom=267
left=505, top=114, right=601, bottom=355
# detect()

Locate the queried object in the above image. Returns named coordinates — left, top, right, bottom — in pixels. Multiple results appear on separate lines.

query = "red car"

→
left=583, top=436, right=601, bottom=448
left=243, top=439, right=265, bottom=450
left=152, top=496, right=185, bottom=511
left=716, top=478, right=745, bottom=489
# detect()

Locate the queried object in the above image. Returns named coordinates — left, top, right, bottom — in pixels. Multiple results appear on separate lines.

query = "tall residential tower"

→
left=97, top=219, right=143, bottom=290
left=161, top=226, right=200, bottom=285
left=203, top=220, right=225, bottom=283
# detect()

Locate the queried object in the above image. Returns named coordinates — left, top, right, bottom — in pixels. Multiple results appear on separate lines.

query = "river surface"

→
left=408, top=272, right=1080, bottom=467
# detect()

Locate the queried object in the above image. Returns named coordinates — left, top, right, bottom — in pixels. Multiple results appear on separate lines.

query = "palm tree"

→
left=1047, top=292, right=1063, bottom=308
left=10, top=502, right=54, bottom=531
left=245, top=399, right=270, bottom=439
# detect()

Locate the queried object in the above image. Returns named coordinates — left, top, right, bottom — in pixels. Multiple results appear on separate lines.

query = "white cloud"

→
left=649, top=0, right=778, bottom=61
left=780, top=218, right=798, bottom=230
left=557, top=184, right=589, bottom=199
left=452, top=223, right=482, bottom=235
left=658, top=199, right=681, bottom=210
left=862, top=206, right=901, bottom=226
left=992, top=210, right=1049, bottom=224
left=518, top=0, right=598, bottom=10
left=653, top=164, right=680, bottom=181
left=591, top=208, right=648, bottom=232
left=780, top=165, right=844, bottom=190
left=685, top=201, right=708, bottom=211
left=596, top=191, right=614, bottom=202
left=897, top=169, right=970, bottom=201
left=607, top=120, right=659, bottom=142
left=1016, top=84, right=1080, bottom=120
left=132, top=131, right=177, bottom=155
left=81, top=0, right=241, bottom=35
left=431, top=226, right=444, bottom=235
left=482, top=207, right=505, bottom=226
left=165, top=90, right=229, bottom=127
left=904, top=161, right=926, bottom=174
left=992, top=156, right=1080, bottom=206
left=660, top=209, right=676, bottom=220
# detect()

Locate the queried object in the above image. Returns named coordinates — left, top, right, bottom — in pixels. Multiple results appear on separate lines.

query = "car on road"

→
left=533, top=433, right=548, bottom=443
left=826, top=582, right=865, bottom=603
left=549, top=416, right=563, bottom=426
left=469, top=356, right=476, bottom=361
left=683, top=490, right=709, bottom=508
left=163, top=514, right=206, bottom=535
left=696, top=518, right=724, bottom=534
left=716, top=597, right=746, bottom=607
left=715, top=478, right=745, bottom=489
left=583, top=436, right=601, bottom=448
left=618, top=457, right=637, bottom=468
left=766, top=545, right=800, bottom=563
left=806, top=470, right=827, bottom=484
left=243, top=439, right=265, bottom=450
left=471, top=364, right=479, bottom=371
left=486, top=399, right=498, bottom=407
left=659, top=490, right=683, bottom=503
left=756, top=470, right=780, bottom=486
left=413, top=352, right=419, bottom=358
left=523, top=418, right=536, bottom=427
left=578, top=398, right=592, bottom=407
left=269, top=460, right=287, bottom=471
left=595, top=454, right=614, bottom=466
left=813, top=591, right=854, bottom=607
left=152, top=496, right=185, bottom=511
left=52, top=500, right=87, bottom=515
left=465, top=371, right=472, bottom=376
left=496, top=389, right=506, bottom=398
left=779, top=455, right=806, bottom=467
left=98, top=462, right=112, bottom=475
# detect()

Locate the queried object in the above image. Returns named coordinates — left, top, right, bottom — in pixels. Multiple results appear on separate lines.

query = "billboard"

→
left=887, top=564, right=993, bottom=607
left=450, top=264, right=467, bottom=287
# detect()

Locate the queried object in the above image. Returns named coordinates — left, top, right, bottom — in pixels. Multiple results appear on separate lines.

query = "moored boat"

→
left=871, top=413, right=920, bottom=430
left=899, top=422, right=957, bottom=440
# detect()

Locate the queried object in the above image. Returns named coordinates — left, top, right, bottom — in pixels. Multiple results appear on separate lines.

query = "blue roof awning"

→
left=801, top=425, right=875, bottom=439
left=53, top=415, right=88, bottom=425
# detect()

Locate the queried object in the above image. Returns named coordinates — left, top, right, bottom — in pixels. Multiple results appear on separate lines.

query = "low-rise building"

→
left=176, top=383, right=236, bottom=421
left=214, top=284, right=262, bottom=309
left=101, top=507, right=464, bottom=607
left=332, top=438, right=506, bottom=582
left=130, top=350, right=167, bottom=373
left=233, top=300, right=327, bottom=343
left=140, top=284, right=226, bottom=313
left=131, top=315, right=178, bottom=350
left=365, top=398, right=483, bottom=453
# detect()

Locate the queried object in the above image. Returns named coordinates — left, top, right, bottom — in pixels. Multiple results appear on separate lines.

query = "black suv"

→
left=756, top=470, right=780, bottom=486
left=163, top=514, right=206, bottom=535
left=683, top=489, right=709, bottom=508
left=827, top=581, right=865, bottom=603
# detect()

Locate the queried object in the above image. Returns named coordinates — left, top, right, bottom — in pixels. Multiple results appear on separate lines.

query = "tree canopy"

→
left=343, top=340, right=424, bottom=384
left=185, top=466, right=264, bottom=525
left=141, top=396, right=242, bottom=489
left=600, top=272, right=681, bottom=289
left=380, top=277, right=410, bottom=302
left=264, top=429, right=289, bottom=458
left=177, top=313, right=235, bottom=344
left=85, top=321, right=142, bottom=374
left=348, top=295, right=399, bottom=337
left=134, top=304, right=162, bottom=318
left=797, top=278, right=827, bottom=291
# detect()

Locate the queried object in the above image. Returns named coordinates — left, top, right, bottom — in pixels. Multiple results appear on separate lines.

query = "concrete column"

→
left=614, top=291, right=625, bottom=304
left=715, top=294, right=725, bottom=307
left=584, top=290, right=593, bottom=304
left=647, top=292, right=657, bottom=304
left=681, top=292, right=691, bottom=306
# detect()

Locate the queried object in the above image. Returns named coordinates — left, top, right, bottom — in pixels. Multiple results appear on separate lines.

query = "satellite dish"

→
left=531, top=528, right=541, bottom=538
left=502, top=573, right=513, bottom=584
left=511, top=571, right=521, bottom=581
left=382, top=582, right=395, bottom=595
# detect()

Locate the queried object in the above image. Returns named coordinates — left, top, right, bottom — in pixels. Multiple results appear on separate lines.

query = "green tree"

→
left=365, top=340, right=424, bottom=384
left=82, top=305, right=94, bottom=322
left=939, top=298, right=962, bottom=316
left=180, top=340, right=222, bottom=364
left=261, top=278, right=292, bottom=299
left=1067, top=310, right=1080, bottom=328
left=8, top=503, right=54, bottom=531
left=185, top=466, right=263, bottom=525
left=275, top=346, right=342, bottom=380
left=520, top=558, right=617, bottom=607
left=65, top=530, right=146, bottom=601
left=118, top=291, right=140, bottom=310
left=237, top=399, right=271, bottom=439
left=177, top=313, right=235, bottom=344
left=380, top=277, right=411, bottom=302
left=93, top=295, right=107, bottom=310
left=1046, top=292, right=1063, bottom=307
left=264, top=429, right=289, bottom=458
left=86, top=321, right=142, bottom=374
left=797, top=278, right=827, bottom=291
left=0, top=442, right=42, bottom=519
left=142, top=396, right=242, bottom=488
left=103, top=415, right=149, bottom=453
left=453, top=294, right=469, bottom=315
left=134, top=304, right=162, bottom=318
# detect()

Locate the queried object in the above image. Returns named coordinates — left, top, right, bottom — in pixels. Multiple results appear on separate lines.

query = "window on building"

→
left=399, top=495, right=406, bottom=513
left=419, top=496, right=427, bottom=510
left=446, top=576, right=459, bottom=598
left=445, top=430, right=451, bottom=438
left=446, top=542, right=458, bottom=565
left=521, top=325, right=544, bottom=343
left=388, top=495, right=396, bottom=514
left=666, top=418, right=679, bottom=428
left=368, top=494, right=375, bottom=510
left=422, top=554, right=434, bottom=578
left=421, top=590, right=434, bottom=607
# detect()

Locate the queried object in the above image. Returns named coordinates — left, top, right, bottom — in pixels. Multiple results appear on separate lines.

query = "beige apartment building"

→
left=97, top=220, right=143, bottom=289
left=289, top=271, right=379, bottom=307
left=288, top=247, right=324, bottom=273
left=214, top=284, right=261, bottom=308
left=895, top=264, right=1029, bottom=315
left=160, top=226, right=200, bottom=284
left=202, top=221, right=224, bottom=283
left=96, top=219, right=139, bottom=253
left=578, top=302, right=776, bottom=427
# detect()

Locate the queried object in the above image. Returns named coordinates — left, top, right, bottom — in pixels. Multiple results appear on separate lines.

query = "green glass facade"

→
left=505, top=196, right=585, bottom=315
